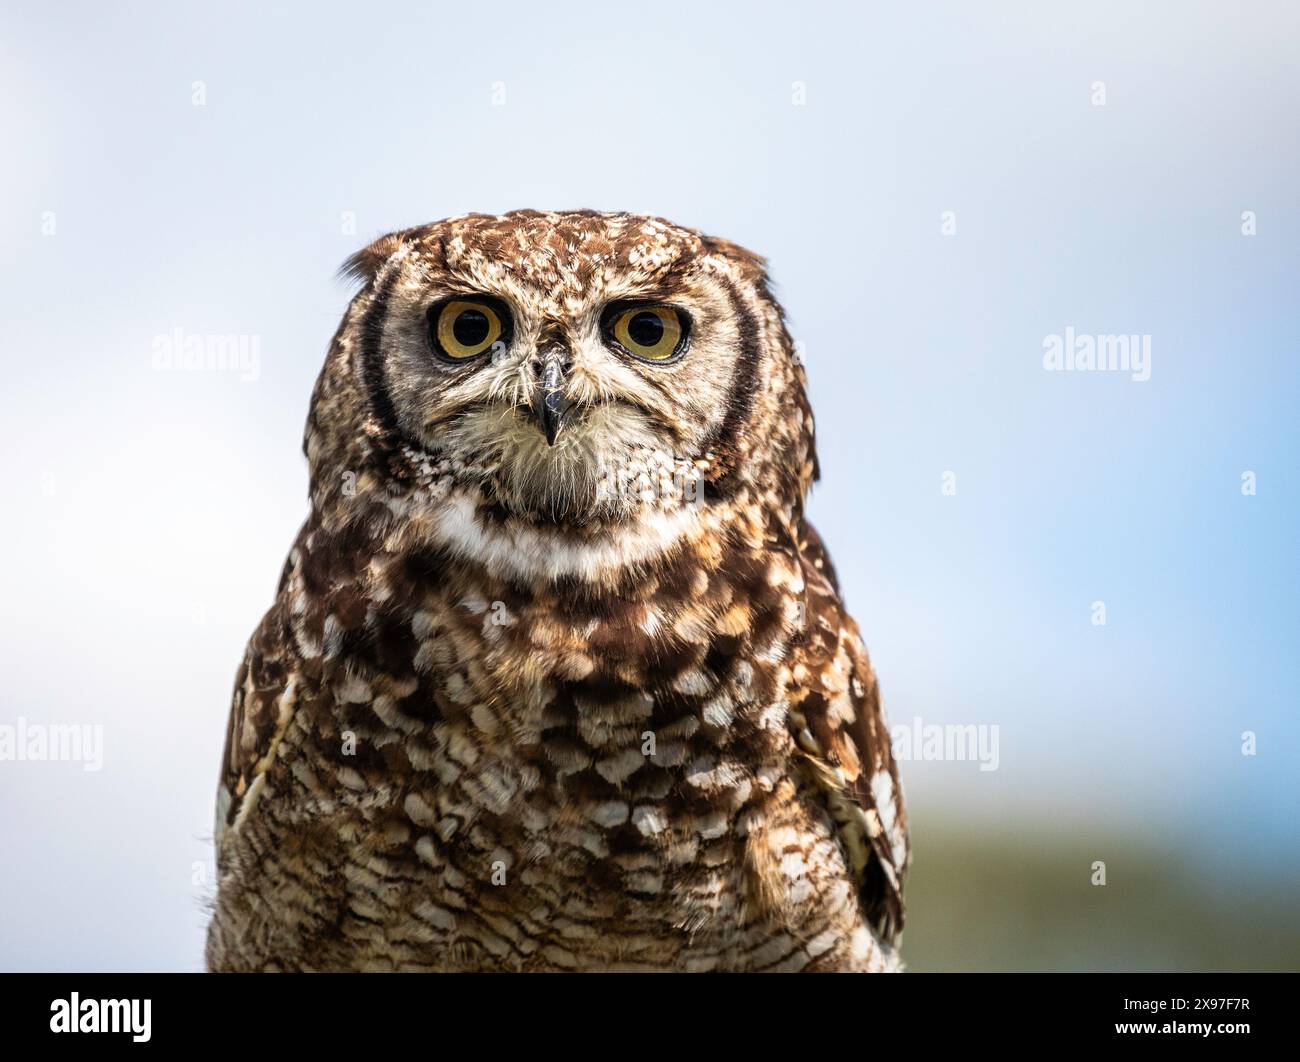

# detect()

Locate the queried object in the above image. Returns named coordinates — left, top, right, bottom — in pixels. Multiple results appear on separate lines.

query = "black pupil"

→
left=452, top=308, right=490, bottom=348
left=628, top=311, right=665, bottom=349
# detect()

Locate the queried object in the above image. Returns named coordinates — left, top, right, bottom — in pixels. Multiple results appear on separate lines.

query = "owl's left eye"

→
left=603, top=304, right=689, bottom=363
left=429, top=297, right=510, bottom=362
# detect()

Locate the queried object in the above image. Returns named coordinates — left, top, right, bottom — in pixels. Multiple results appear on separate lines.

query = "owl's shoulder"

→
left=785, top=520, right=910, bottom=947
left=213, top=523, right=326, bottom=852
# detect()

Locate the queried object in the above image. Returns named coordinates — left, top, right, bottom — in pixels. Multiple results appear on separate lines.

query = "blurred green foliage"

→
left=900, top=805, right=1300, bottom=971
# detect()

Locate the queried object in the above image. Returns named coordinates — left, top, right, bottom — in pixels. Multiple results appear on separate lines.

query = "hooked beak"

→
left=535, top=355, right=572, bottom=446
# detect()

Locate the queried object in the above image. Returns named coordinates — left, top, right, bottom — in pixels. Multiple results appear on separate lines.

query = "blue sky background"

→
left=1, top=1, right=1296, bottom=969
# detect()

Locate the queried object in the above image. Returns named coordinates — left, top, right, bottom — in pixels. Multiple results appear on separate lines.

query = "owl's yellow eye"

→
left=432, top=298, right=506, bottom=361
left=608, top=305, right=687, bottom=362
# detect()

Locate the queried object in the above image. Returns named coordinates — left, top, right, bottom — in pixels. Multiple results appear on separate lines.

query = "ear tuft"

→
left=338, top=231, right=409, bottom=288
left=701, top=234, right=769, bottom=283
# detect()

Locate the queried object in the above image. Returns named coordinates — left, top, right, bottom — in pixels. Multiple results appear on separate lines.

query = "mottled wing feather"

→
left=213, top=572, right=301, bottom=854
left=786, top=521, right=909, bottom=947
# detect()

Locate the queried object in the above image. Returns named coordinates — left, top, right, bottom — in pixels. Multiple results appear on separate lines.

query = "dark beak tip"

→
left=539, top=390, right=567, bottom=446
left=535, top=354, right=571, bottom=446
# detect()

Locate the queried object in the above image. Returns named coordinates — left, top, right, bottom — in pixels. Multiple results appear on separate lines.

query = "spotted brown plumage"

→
left=206, top=210, right=909, bottom=971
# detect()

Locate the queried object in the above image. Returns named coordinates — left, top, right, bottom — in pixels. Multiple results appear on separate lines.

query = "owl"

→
left=206, top=210, right=909, bottom=972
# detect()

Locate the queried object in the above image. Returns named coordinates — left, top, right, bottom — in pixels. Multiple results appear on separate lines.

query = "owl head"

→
left=306, top=211, right=817, bottom=573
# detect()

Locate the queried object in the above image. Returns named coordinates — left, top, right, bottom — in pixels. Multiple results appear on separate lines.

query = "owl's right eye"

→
left=429, top=297, right=511, bottom=362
